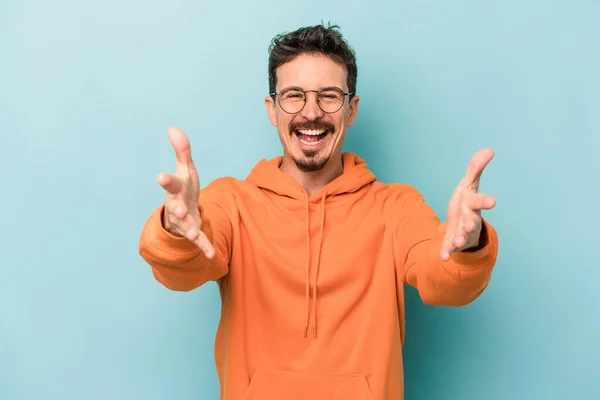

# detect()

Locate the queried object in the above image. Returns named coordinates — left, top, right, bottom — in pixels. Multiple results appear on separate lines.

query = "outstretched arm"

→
left=395, top=148, right=499, bottom=307
left=138, top=127, right=231, bottom=291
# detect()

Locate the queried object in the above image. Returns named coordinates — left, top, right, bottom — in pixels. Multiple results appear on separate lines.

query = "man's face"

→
left=265, top=53, right=359, bottom=172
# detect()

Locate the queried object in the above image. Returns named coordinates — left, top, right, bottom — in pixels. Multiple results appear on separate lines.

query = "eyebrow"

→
left=279, top=86, right=344, bottom=92
left=279, top=86, right=303, bottom=92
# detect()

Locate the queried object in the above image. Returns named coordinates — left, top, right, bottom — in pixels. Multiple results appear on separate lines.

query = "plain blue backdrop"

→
left=1, top=0, right=599, bottom=399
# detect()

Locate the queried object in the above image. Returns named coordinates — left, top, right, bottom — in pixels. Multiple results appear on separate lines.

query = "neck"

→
left=280, top=155, right=343, bottom=195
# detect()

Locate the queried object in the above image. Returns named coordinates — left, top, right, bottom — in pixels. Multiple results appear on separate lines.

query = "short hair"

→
left=268, top=23, right=357, bottom=99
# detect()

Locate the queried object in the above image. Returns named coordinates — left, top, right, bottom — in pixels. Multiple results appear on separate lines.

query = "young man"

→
left=139, top=24, right=499, bottom=400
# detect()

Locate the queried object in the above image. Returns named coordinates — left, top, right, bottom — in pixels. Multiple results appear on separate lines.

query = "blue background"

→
left=1, top=0, right=599, bottom=399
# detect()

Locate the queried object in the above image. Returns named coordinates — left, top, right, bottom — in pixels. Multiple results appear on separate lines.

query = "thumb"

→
left=167, top=127, right=193, bottom=166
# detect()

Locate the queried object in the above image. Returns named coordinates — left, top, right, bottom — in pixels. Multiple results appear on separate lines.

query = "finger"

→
left=192, top=230, right=216, bottom=259
left=172, top=201, right=188, bottom=219
left=179, top=215, right=215, bottom=259
left=454, top=231, right=467, bottom=249
left=183, top=218, right=200, bottom=242
left=157, top=172, right=182, bottom=194
left=442, top=215, right=476, bottom=259
left=440, top=232, right=455, bottom=261
left=441, top=210, right=460, bottom=260
left=464, top=192, right=496, bottom=211
left=162, top=212, right=191, bottom=238
left=167, top=127, right=193, bottom=167
left=168, top=214, right=205, bottom=253
left=450, top=217, right=467, bottom=248
left=463, top=211, right=481, bottom=233
left=164, top=198, right=189, bottom=222
left=464, top=148, right=494, bottom=188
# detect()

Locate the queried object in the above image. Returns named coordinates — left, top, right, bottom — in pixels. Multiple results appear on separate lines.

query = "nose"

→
left=299, top=91, right=324, bottom=121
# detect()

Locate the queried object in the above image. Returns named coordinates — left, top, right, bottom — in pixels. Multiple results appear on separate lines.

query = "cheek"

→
left=277, top=117, right=289, bottom=130
left=278, top=114, right=296, bottom=128
left=333, top=114, right=347, bottom=130
left=276, top=115, right=294, bottom=136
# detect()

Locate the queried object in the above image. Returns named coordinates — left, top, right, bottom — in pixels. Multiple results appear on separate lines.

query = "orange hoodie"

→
left=138, top=152, right=498, bottom=400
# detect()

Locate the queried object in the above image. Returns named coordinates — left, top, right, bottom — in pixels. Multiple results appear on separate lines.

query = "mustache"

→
left=290, top=119, right=335, bottom=133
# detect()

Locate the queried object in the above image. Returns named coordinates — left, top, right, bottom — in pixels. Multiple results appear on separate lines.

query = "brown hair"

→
left=268, top=23, right=357, bottom=99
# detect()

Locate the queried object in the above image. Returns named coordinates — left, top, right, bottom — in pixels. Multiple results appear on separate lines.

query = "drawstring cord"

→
left=303, top=192, right=327, bottom=338
left=304, top=200, right=311, bottom=337
left=311, top=192, right=327, bottom=337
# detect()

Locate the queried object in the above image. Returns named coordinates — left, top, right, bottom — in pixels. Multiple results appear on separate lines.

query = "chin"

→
left=293, top=153, right=331, bottom=172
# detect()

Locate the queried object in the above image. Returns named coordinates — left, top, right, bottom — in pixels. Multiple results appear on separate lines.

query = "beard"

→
left=293, top=151, right=331, bottom=172
left=289, top=118, right=336, bottom=172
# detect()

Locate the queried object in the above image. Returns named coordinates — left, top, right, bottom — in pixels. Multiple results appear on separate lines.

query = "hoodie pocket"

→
left=241, top=367, right=375, bottom=400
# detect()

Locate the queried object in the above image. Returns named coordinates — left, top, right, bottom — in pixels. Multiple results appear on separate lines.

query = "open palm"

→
left=157, top=127, right=215, bottom=259
left=440, top=148, right=496, bottom=261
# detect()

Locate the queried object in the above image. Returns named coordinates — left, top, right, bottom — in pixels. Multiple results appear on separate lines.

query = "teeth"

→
left=297, top=129, right=326, bottom=136
left=298, top=136, right=325, bottom=146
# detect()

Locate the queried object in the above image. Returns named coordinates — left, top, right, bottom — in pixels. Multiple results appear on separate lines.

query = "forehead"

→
left=276, top=53, right=347, bottom=91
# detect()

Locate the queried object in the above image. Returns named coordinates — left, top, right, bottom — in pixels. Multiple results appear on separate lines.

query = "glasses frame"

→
left=270, top=87, right=355, bottom=114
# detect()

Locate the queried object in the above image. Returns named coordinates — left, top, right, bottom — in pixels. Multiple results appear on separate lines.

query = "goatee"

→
left=294, top=151, right=330, bottom=172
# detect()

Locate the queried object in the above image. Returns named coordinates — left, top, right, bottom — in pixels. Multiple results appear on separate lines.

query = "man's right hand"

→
left=157, top=127, right=216, bottom=259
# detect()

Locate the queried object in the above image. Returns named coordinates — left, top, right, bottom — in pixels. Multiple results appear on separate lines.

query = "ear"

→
left=265, top=96, right=277, bottom=127
left=347, top=95, right=360, bottom=127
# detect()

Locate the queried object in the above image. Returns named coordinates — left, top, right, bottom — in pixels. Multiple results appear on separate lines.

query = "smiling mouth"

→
left=294, top=129, right=331, bottom=146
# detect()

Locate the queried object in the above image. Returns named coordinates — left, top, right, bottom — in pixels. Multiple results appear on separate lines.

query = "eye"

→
left=319, top=91, right=343, bottom=102
left=282, top=91, right=304, bottom=100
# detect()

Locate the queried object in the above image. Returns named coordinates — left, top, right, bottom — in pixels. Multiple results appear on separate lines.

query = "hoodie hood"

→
left=246, top=152, right=376, bottom=338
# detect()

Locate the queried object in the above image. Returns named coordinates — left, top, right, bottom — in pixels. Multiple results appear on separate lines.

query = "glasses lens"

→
left=279, top=89, right=305, bottom=113
left=318, top=89, right=345, bottom=113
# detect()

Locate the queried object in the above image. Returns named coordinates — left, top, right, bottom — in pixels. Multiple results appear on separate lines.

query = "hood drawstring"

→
left=303, top=191, right=327, bottom=338
left=312, top=192, right=327, bottom=338
left=304, top=200, right=311, bottom=337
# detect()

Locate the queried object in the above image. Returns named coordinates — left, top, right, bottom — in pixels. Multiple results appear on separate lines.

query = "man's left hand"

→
left=440, top=148, right=497, bottom=261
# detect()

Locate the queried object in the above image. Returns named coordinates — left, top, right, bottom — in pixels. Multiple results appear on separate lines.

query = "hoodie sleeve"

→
left=393, top=189, right=499, bottom=307
left=138, top=179, right=232, bottom=292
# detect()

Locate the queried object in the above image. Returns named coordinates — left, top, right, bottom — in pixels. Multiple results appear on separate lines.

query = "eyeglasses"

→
left=270, top=87, right=354, bottom=114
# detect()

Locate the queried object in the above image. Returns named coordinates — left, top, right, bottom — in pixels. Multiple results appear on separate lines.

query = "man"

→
left=138, top=23, right=498, bottom=400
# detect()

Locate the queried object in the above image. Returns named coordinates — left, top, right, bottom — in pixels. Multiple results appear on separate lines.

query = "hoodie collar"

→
left=246, top=152, right=376, bottom=201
